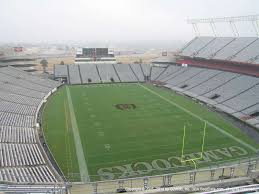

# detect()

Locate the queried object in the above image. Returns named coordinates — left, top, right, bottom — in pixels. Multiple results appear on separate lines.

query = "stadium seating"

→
left=0, top=166, right=57, bottom=183
left=156, top=65, right=182, bottom=81
left=113, top=64, right=138, bottom=82
left=79, top=64, right=101, bottom=83
left=54, top=65, right=68, bottom=79
left=0, top=72, right=51, bottom=93
left=0, top=81, right=46, bottom=99
left=187, top=71, right=239, bottom=96
left=97, top=64, right=120, bottom=82
left=223, top=84, right=259, bottom=112
left=2, top=60, right=259, bottom=185
left=176, top=69, right=221, bottom=91
left=1, top=66, right=59, bottom=88
left=54, top=63, right=150, bottom=83
left=140, top=64, right=151, bottom=77
left=213, top=37, right=258, bottom=60
left=203, top=75, right=259, bottom=103
left=150, top=65, right=167, bottom=80
left=129, top=64, right=145, bottom=81
left=231, top=38, right=259, bottom=63
left=179, top=36, right=259, bottom=65
left=160, top=66, right=189, bottom=82
left=165, top=67, right=204, bottom=86
left=0, top=66, right=61, bottom=184
left=0, top=126, right=36, bottom=143
left=68, top=64, right=82, bottom=84
left=156, top=65, right=259, bottom=129
left=180, top=36, right=215, bottom=57
left=0, top=90, right=40, bottom=106
left=196, top=37, right=235, bottom=59
left=164, top=36, right=259, bottom=127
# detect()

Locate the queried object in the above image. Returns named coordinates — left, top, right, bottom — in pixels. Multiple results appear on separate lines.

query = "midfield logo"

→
left=115, top=104, right=136, bottom=110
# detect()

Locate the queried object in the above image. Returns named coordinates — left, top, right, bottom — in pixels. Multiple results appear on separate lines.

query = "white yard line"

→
left=138, top=84, right=258, bottom=153
left=66, top=86, right=90, bottom=182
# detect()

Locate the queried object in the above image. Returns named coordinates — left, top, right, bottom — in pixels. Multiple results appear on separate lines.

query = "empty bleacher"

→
left=0, top=81, right=46, bottom=99
left=0, top=90, right=40, bottom=106
left=129, top=64, right=145, bottom=81
left=0, top=72, right=51, bottom=93
left=141, top=64, right=151, bottom=77
left=0, top=66, right=61, bottom=184
left=153, top=64, right=259, bottom=129
left=196, top=37, right=235, bottom=59
left=223, top=84, right=259, bottom=112
left=0, top=126, right=36, bottom=143
left=156, top=65, right=182, bottom=81
left=213, top=37, right=258, bottom=60
left=0, top=112, right=34, bottom=128
left=0, top=166, right=57, bottom=183
left=231, top=38, right=259, bottom=63
left=113, top=64, right=137, bottom=82
left=54, top=63, right=151, bottom=84
left=177, top=69, right=221, bottom=91
left=180, top=36, right=215, bottom=57
left=54, top=65, right=68, bottom=78
left=179, top=36, right=259, bottom=66
left=0, top=100, right=36, bottom=115
left=166, top=67, right=204, bottom=86
left=187, top=72, right=239, bottom=96
left=160, top=66, right=189, bottom=82
left=204, top=75, right=259, bottom=103
left=0, top=143, right=45, bottom=167
left=150, top=66, right=167, bottom=80
left=68, top=65, right=81, bottom=84
left=79, top=64, right=101, bottom=83
left=2, top=67, right=59, bottom=88
left=97, top=64, right=120, bottom=83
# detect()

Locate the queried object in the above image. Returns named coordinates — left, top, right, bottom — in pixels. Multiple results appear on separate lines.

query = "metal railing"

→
left=69, top=156, right=259, bottom=194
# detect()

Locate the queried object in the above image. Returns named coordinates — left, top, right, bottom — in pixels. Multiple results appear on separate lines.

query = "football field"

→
left=43, top=83, right=259, bottom=182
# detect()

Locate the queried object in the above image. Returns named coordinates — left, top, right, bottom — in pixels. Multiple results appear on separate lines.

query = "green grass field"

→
left=43, top=83, right=259, bottom=182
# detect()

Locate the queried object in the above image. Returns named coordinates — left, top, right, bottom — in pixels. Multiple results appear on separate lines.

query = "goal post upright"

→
left=181, top=122, right=207, bottom=167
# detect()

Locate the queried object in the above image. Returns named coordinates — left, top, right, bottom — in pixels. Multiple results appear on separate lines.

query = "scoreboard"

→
left=81, top=48, right=109, bottom=57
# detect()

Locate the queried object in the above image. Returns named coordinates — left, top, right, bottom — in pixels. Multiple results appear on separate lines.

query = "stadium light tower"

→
left=187, top=14, right=259, bottom=37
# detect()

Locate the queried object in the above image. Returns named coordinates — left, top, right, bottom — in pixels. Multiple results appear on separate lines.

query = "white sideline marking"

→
left=138, top=84, right=258, bottom=153
left=66, top=86, right=90, bottom=182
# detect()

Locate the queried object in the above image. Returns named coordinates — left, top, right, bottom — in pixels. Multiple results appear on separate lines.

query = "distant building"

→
left=75, top=48, right=116, bottom=64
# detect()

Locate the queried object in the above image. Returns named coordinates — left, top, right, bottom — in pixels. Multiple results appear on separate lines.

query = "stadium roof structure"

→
left=187, top=14, right=259, bottom=37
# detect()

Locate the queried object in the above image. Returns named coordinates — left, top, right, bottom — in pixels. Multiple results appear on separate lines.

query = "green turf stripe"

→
left=66, top=86, right=90, bottom=182
left=139, top=84, right=258, bottom=153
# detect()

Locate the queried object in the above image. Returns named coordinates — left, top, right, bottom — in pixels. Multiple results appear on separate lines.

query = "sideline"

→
left=66, top=86, right=90, bottom=182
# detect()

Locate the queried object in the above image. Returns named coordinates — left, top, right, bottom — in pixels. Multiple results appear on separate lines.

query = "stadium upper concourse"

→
left=1, top=15, right=259, bottom=194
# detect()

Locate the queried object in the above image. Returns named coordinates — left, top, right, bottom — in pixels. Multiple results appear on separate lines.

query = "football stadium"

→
left=1, top=9, right=259, bottom=194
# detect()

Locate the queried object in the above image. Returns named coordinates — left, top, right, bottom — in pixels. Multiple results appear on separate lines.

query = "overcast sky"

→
left=0, top=0, right=258, bottom=43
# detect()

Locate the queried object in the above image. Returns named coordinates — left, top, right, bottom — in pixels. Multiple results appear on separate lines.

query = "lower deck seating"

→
left=79, top=64, right=101, bottom=83
left=114, top=64, right=137, bottom=82
left=0, top=166, right=57, bottom=183
left=68, top=65, right=81, bottom=84
left=155, top=64, right=259, bottom=129
left=150, top=66, right=167, bottom=80
left=0, top=66, right=61, bottom=184
left=141, top=64, right=151, bottom=77
left=130, top=64, right=145, bottom=81
left=97, top=64, right=120, bottom=82
left=0, top=126, right=36, bottom=143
